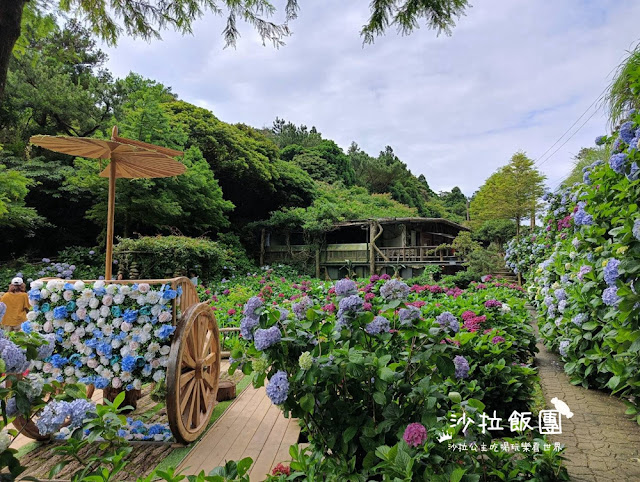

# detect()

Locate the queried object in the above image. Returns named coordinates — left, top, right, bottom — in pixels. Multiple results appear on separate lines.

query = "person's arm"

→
left=23, top=294, right=30, bottom=314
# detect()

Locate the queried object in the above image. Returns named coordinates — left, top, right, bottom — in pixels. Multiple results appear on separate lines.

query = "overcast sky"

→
left=102, top=1, right=640, bottom=196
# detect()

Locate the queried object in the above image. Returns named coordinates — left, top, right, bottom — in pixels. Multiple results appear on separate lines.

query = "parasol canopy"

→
left=29, top=126, right=185, bottom=279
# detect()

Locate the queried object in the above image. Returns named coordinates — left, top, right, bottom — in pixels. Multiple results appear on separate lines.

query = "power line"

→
left=534, top=87, right=607, bottom=166
left=536, top=107, right=601, bottom=168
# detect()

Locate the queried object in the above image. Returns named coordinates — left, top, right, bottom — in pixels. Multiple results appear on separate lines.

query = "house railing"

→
left=375, top=246, right=457, bottom=263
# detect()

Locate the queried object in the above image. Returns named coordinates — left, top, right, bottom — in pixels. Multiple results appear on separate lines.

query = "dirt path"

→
left=534, top=315, right=640, bottom=482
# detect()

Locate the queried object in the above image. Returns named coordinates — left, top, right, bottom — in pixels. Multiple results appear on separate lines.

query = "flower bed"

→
left=22, top=279, right=178, bottom=390
left=228, top=276, right=566, bottom=479
left=507, top=113, right=640, bottom=420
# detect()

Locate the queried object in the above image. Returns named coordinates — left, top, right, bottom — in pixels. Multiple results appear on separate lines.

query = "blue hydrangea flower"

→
left=610, top=153, right=628, bottom=174
left=380, top=279, right=410, bottom=301
left=67, top=399, right=96, bottom=428
left=94, top=377, right=109, bottom=389
left=365, top=316, right=390, bottom=335
left=53, top=306, right=67, bottom=319
left=278, top=308, right=289, bottom=321
left=398, top=306, right=421, bottom=325
left=156, top=324, right=175, bottom=340
left=574, top=204, right=594, bottom=226
left=604, top=259, right=620, bottom=286
left=254, top=326, right=282, bottom=351
left=336, top=295, right=363, bottom=325
left=27, top=289, right=41, bottom=301
left=453, top=355, right=469, bottom=379
left=334, top=279, right=357, bottom=297
left=240, top=316, right=259, bottom=340
left=161, top=289, right=177, bottom=300
left=620, top=121, right=635, bottom=144
left=37, top=334, right=56, bottom=360
left=595, top=135, right=606, bottom=145
left=21, top=321, right=33, bottom=334
left=435, top=312, right=459, bottom=333
left=634, top=219, right=640, bottom=241
left=123, top=309, right=138, bottom=323
left=559, top=340, right=570, bottom=357
left=628, top=162, right=640, bottom=181
left=0, top=338, right=29, bottom=373
left=554, top=288, right=567, bottom=301
left=122, top=355, right=137, bottom=373
left=266, top=370, right=289, bottom=405
left=602, top=287, right=621, bottom=306
left=572, top=313, right=587, bottom=326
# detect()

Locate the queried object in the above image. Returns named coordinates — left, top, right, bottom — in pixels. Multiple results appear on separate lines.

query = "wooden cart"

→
left=14, top=277, right=220, bottom=444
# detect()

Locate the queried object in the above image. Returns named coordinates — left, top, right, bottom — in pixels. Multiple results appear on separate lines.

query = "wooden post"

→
left=105, top=159, right=116, bottom=280
left=259, top=229, right=265, bottom=266
left=369, top=221, right=376, bottom=276
left=315, top=248, right=321, bottom=279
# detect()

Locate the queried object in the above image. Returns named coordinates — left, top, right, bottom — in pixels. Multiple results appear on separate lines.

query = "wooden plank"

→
left=248, top=413, right=291, bottom=481
left=222, top=389, right=273, bottom=463
left=271, top=418, right=301, bottom=472
left=179, top=386, right=264, bottom=474
left=242, top=404, right=281, bottom=463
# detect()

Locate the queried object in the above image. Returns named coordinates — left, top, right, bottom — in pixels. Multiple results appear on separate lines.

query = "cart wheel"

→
left=166, top=301, right=220, bottom=444
left=13, top=384, right=96, bottom=441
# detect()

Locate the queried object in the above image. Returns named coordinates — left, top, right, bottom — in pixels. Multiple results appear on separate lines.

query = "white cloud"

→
left=102, top=0, right=640, bottom=195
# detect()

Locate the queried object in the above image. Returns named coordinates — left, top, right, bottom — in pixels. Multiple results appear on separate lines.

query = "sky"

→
left=102, top=1, right=640, bottom=196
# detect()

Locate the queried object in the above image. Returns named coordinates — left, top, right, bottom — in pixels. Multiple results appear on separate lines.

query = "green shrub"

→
left=113, top=235, right=254, bottom=282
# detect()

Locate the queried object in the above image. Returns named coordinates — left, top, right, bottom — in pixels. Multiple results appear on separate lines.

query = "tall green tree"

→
left=439, top=186, right=468, bottom=220
left=606, top=44, right=640, bottom=127
left=562, top=146, right=609, bottom=187
left=0, top=0, right=469, bottom=100
left=470, top=152, right=545, bottom=236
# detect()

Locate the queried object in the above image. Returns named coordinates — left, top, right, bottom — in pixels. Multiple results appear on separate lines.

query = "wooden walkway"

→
left=178, top=385, right=301, bottom=481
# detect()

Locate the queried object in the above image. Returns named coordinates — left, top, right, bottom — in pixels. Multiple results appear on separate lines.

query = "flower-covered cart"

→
left=16, top=276, right=220, bottom=444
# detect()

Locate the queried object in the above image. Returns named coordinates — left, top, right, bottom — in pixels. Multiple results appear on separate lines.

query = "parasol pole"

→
left=105, top=126, right=118, bottom=279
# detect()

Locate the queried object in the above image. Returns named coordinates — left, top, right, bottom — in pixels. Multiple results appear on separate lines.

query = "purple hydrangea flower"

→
left=403, top=423, right=428, bottom=447
left=266, top=370, right=289, bottom=405
left=595, top=135, right=606, bottom=146
left=336, top=295, right=363, bottom=322
left=577, top=265, right=592, bottom=281
left=379, top=279, right=410, bottom=301
left=543, top=296, right=554, bottom=307
left=572, top=313, right=587, bottom=326
left=435, top=312, right=459, bottom=333
left=240, top=316, right=259, bottom=340
left=254, top=326, right=282, bottom=351
left=572, top=238, right=581, bottom=249
left=559, top=340, right=570, bottom=357
left=37, top=333, right=56, bottom=360
left=398, top=306, right=421, bottom=325
left=365, top=316, right=391, bottom=335
left=491, top=336, right=506, bottom=344
left=602, top=287, right=621, bottom=306
left=574, top=204, right=594, bottom=226
left=610, top=153, right=628, bottom=174
left=558, top=300, right=568, bottom=313
left=243, top=296, right=263, bottom=318
left=334, top=279, right=358, bottom=297
left=292, top=296, right=313, bottom=320
left=628, top=162, right=640, bottom=181
left=453, top=355, right=470, bottom=379
left=554, top=289, right=567, bottom=301
left=604, top=259, right=620, bottom=286
left=484, top=299, right=502, bottom=308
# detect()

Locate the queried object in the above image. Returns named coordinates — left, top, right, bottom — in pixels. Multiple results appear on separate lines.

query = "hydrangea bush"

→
left=22, top=279, right=178, bottom=391
left=508, top=112, right=640, bottom=420
left=230, top=277, right=566, bottom=479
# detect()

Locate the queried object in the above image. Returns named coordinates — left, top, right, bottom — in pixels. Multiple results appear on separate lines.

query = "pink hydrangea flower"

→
left=227, top=309, right=236, bottom=315
left=403, top=423, right=428, bottom=447
left=363, top=302, right=373, bottom=311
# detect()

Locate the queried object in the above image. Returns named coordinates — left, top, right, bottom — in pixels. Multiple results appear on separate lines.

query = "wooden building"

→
left=259, top=217, right=469, bottom=279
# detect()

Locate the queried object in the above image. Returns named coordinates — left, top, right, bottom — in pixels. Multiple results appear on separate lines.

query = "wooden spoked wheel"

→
left=13, top=384, right=95, bottom=441
left=167, top=302, right=220, bottom=444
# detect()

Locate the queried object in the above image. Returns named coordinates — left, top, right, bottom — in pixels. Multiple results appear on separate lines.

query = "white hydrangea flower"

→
left=120, top=371, right=133, bottom=382
left=64, top=366, right=75, bottom=376
left=63, top=290, right=74, bottom=301
left=137, top=315, right=150, bottom=325
left=146, top=292, right=160, bottom=304
left=42, top=362, right=53, bottom=373
left=112, top=363, right=120, bottom=373
left=65, top=376, right=77, bottom=384
left=105, top=284, right=117, bottom=295
left=61, top=340, right=73, bottom=350
left=112, top=377, right=122, bottom=389
left=100, top=305, right=111, bottom=317
left=158, top=356, right=168, bottom=367
left=89, top=298, right=100, bottom=309
left=32, top=360, right=43, bottom=370
left=27, top=311, right=38, bottom=321
left=64, top=322, right=75, bottom=333
left=99, top=356, right=109, bottom=366
left=152, top=371, right=164, bottom=383
left=76, top=308, right=87, bottom=320
left=121, top=322, right=132, bottom=332
left=94, top=279, right=105, bottom=289
left=82, top=346, right=92, bottom=356
left=120, top=346, right=131, bottom=357
left=144, top=352, right=155, bottom=362
left=102, top=325, right=113, bottom=336
left=73, top=280, right=85, bottom=291
left=86, top=322, right=96, bottom=332
left=129, top=341, right=140, bottom=351
left=75, top=298, right=89, bottom=309
left=138, top=283, right=150, bottom=294
left=81, top=288, right=94, bottom=298
left=102, top=369, right=113, bottom=380
left=158, top=311, right=172, bottom=323
left=119, top=285, right=131, bottom=296
left=150, top=304, right=162, bottom=317
left=44, top=311, right=54, bottom=322
left=111, top=339, right=122, bottom=349
left=159, top=345, right=171, bottom=356
left=143, top=323, right=153, bottom=334
left=89, top=309, right=100, bottom=320
left=113, top=294, right=125, bottom=305
left=87, top=359, right=99, bottom=369
left=112, top=318, right=122, bottom=329
left=151, top=359, right=161, bottom=369
left=53, top=319, right=64, bottom=329
left=40, top=288, right=50, bottom=299
left=43, top=321, right=54, bottom=333
left=96, top=318, right=105, bottom=328
left=31, top=280, right=44, bottom=290
left=50, top=293, right=60, bottom=304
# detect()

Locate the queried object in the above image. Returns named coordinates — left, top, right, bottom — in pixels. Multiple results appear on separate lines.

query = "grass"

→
left=13, top=441, right=40, bottom=459
left=154, top=375, right=252, bottom=474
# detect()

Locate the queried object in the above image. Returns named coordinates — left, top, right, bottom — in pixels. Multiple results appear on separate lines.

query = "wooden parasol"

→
left=30, top=126, right=185, bottom=280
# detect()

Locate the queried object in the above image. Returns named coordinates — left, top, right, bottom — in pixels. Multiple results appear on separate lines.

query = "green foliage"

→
left=470, top=152, right=545, bottom=235
left=562, top=146, right=609, bottom=188
left=606, top=43, right=640, bottom=127
left=113, top=235, right=251, bottom=282
left=439, top=269, right=482, bottom=288
left=439, top=186, right=468, bottom=221
left=259, top=183, right=417, bottom=235
left=0, top=162, right=42, bottom=229
left=473, top=219, right=517, bottom=247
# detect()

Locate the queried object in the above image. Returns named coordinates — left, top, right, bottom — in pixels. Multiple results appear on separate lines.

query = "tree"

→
left=470, top=152, right=545, bottom=236
left=0, top=0, right=470, bottom=100
left=439, top=187, right=468, bottom=220
left=562, top=146, right=609, bottom=187
left=606, top=43, right=640, bottom=127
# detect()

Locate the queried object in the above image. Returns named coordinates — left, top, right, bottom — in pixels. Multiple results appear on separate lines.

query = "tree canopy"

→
left=470, top=152, right=545, bottom=235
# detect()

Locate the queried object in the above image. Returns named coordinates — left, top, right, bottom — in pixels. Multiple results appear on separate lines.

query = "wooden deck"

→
left=178, top=385, right=301, bottom=481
